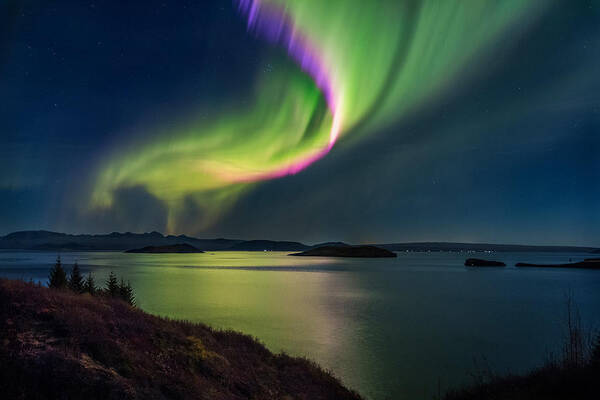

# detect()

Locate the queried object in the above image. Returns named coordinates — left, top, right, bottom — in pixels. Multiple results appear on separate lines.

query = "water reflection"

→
left=1, top=250, right=600, bottom=399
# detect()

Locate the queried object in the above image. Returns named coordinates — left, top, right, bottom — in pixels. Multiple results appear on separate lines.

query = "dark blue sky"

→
left=1, top=1, right=599, bottom=245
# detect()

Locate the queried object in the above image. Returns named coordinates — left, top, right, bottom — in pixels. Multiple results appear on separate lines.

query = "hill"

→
left=0, top=279, right=362, bottom=400
left=1, top=231, right=598, bottom=253
left=0, top=230, right=242, bottom=251
left=290, top=245, right=397, bottom=258
left=444, top=356, right=600, bottom=400
left=376, top=242, right=599, bottom=253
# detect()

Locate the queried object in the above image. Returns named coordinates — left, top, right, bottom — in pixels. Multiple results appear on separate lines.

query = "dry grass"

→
left=443, top=292, right=600, bottom=400
left=0, top=279, right=362, bottom=400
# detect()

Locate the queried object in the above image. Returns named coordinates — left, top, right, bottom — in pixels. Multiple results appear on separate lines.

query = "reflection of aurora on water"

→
left=90, top=0, right=546, bottom=232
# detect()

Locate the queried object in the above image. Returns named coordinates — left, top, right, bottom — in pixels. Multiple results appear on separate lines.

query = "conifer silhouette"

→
left=105, top=271, right=119, bottom=297
left=119, top=278, right=136, bottom=306
left=68, top=262, right=84, bottom=293
left=48, top=255, right=67, bottom=289
left=83, top=272, right=97, bottom=295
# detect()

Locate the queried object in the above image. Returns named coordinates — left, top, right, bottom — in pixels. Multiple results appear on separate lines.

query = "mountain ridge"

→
left=1, top=230, right=598, bottom=253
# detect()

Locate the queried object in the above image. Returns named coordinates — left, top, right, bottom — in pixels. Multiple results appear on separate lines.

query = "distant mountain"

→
left=311, top=242, right=350, bottom=248
left=374, top=242, right=599, bottom=253
left=1, top=231, right=597, bottom=253
left=0, top=231, right=308, bottom=252
left=0, top=231, right=242, bottom=251
left=226, top=240, right=309, bottom=251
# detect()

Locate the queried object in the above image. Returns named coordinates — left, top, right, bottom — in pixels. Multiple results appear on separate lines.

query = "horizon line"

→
left=1, top=229, right=599, bottom=249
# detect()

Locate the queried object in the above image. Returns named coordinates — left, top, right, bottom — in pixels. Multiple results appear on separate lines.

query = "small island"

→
left=516, top=258, right=600, bottom=269
left=290, top=245, right=397, bottom=258
left=125, top=243, right=204, bottom=253
left=464, top=258, right=506, bottom=267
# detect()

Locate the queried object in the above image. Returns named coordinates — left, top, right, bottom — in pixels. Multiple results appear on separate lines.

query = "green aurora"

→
left=90, top=0, right=549, bottom=233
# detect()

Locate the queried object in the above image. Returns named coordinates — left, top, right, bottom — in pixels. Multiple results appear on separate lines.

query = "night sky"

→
left=1, top=0, right=599, bottom=246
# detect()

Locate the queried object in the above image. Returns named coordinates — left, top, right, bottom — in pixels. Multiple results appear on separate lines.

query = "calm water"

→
left=1, top=250, right=600, bottom=399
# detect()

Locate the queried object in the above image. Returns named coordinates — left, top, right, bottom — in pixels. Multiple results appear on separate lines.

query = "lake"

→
left=1, top=250, right=599, bottom=399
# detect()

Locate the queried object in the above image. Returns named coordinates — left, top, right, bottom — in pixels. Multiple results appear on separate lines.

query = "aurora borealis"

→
left=89, top=0, right=545, bottom=232
left=1, top=1, right=599, bottom=245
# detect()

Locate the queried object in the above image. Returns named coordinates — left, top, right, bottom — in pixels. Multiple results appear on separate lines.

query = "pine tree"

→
left=125, top=281, right=136, bottom=306
left=83, top=272, right=97, bottom=295
left=105, top=271, right=119, bottom=297
left=68, top=262, right=84, bottom=293
left=48, top=255, right=68, bottom=289
left=119, top=278, right=136, bottom=306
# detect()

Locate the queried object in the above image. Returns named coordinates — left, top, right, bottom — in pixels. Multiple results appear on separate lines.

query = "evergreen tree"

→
left=105, top=271, right=119, bottom=297
left=125, top=281, right=136, bottom=306
left=83, top=272, right=97, bottom=295
left=118, top=278, right=136, bottom=306
left=48, top=255, right=68, bottom=289
left=68, top=262, right=84, bottom=293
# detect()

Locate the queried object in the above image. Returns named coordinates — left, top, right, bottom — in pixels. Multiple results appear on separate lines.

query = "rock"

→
left=515, top=259, right=600, bottom=269
left=464, top=258, right=506, bottom=267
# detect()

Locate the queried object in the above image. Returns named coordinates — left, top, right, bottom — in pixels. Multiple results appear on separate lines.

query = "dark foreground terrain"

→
left=0, top=279, right=361, bottom=400
left=445, top=359, right=600, bottom=400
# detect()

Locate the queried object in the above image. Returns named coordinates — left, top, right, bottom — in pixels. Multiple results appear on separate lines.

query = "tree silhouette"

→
left=105, top=271, right=119, bottom=297
left=119, top=278, right=136, bottom=306
left=83, top=272, right=96, bottom=295
left=68, top=262, right=84, bottom=293
left=48, top=255, right=67, bottom=289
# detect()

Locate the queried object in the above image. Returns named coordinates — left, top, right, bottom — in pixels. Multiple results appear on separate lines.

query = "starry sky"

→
left=1, top=0, right=599, bottom=246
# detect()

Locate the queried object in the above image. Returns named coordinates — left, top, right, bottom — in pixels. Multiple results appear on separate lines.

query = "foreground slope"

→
left=444, top=361, right=600, bottom=400
left=0, top=279, right=362, bottom=400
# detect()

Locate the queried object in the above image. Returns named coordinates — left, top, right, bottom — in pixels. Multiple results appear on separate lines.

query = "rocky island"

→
left=290, top=245, right=397, bottom=258
left=125, top=243, right=204, bottom=253
left=516, top=258, right=600, bottom=269
left=0, top=279, right=362, bottom=400
left=464, top=258, right=506, bottom=267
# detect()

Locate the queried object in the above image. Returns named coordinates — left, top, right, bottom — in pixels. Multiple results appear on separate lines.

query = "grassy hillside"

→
left=0, top=279, right=362, bottom=400
left=444, top=361, right=600, bottom=400
left=444, top=324, right=600, bottom=399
